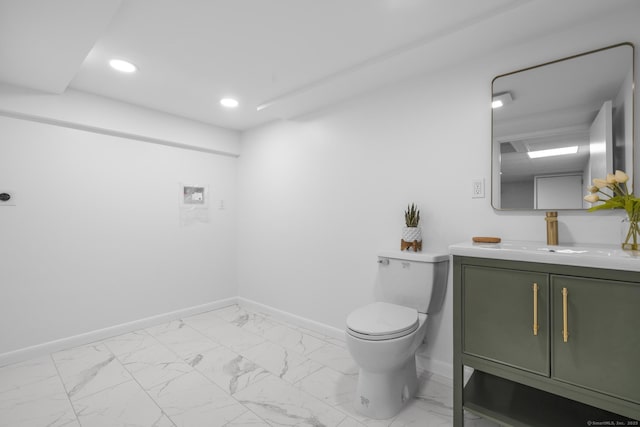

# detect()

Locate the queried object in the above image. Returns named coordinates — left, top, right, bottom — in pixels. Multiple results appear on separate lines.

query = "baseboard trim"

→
left=1, top=296, right=454, bottom=382
left=0, top=297, right=238, bottom=367
left=416, top=354, right=454, bottom=380
left=237, top=297, right=345, bottom=343
left=238, top=298, right=458, bottom=379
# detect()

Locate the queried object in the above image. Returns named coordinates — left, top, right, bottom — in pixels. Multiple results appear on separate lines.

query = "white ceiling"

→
left=0, top=0, right=636, bottom=130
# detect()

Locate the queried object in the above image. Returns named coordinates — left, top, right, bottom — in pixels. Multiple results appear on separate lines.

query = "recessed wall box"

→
left=0, top=191, right=16, bottom=206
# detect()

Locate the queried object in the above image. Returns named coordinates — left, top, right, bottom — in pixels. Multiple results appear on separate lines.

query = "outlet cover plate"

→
left=472, top=179, right=485, bottom=198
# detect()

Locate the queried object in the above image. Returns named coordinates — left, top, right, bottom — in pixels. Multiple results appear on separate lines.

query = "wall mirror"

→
left=492, top=43, right=634, bottom=210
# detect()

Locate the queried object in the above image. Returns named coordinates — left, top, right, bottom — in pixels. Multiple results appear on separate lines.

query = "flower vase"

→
left=621, top=216, right=640, bottom=251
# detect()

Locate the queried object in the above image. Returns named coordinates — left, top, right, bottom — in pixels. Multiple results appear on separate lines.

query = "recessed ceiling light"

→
left=109, top=59, right=137, bottom=73
left=527, top=146, right=579, bottom=159
left=220, top=98, right=239, bottom=108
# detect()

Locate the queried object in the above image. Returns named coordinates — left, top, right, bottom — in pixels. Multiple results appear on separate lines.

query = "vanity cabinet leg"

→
left=453, top=257, right=464, bottom=426
left=453, top=365, right=464, bottom=426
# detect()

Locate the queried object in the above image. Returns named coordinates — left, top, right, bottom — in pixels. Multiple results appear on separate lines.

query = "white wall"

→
left=237, top=6, right=640, bottom=377
left=0, top=93, right=239, bottom=358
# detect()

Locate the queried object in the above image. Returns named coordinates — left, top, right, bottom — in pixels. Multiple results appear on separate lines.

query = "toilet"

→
left=345, top=250, right=449, bottom=419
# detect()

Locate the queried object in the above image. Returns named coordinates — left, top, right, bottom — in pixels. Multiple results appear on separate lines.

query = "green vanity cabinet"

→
left=551, top=275, right=640, bottom=405
left=453, top=256, right=640, bottom=426
left=463, top=266, right=549, bottom=376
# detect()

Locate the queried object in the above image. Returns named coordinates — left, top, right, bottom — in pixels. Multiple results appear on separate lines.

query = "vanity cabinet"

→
left=551, top=275, right=640, bottom=405
left=463, top=266, right=549, bottom=376
left=453, top=256, right=640, bottom=426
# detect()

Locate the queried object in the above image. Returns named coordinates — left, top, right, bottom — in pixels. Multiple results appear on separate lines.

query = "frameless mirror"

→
left=492, top=43, right=634, bottom=210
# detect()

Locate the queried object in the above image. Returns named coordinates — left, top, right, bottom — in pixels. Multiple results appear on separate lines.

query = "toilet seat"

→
left=346, top=302, right=419, bottom=341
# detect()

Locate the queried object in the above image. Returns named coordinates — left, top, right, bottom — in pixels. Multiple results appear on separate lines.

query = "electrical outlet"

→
left=472, top=179, right=485, bottom=198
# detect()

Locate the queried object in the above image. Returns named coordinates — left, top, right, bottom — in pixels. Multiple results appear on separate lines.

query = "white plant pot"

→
left=402, top=226, right=422, bottom=242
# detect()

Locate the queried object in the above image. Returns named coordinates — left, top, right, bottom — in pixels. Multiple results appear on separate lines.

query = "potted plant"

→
left=402, top=203, right=422, bottom=251
left=584, top=170, right=640, bottom=251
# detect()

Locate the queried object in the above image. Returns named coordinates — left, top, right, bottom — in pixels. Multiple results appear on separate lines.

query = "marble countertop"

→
left=449, top=240, right=640, bottom=272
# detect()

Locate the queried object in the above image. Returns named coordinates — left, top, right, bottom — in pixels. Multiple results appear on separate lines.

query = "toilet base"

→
left=353, top=356, right=418, bottom=419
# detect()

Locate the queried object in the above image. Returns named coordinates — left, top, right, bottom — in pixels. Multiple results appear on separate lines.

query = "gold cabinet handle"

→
left=562, top=287, right=569, bottom=342
left=532, top=283, right=539, bottom=336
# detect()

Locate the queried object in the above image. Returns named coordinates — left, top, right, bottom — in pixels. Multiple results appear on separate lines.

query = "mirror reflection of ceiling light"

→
left=220, top=98, right=239, bottom=108
left=109, top=59, right=137, bottom=73
left=492, top=92, right=513, bottom=109
left=527, top=146, right=579, bottom=159
left=590, top=142, right=606, bottom=154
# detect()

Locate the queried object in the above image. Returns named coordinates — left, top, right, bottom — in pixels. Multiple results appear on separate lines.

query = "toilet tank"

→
left=374, top=250, right=449, bottom=314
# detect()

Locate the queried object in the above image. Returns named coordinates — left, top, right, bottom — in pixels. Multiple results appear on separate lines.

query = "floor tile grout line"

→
left=50, top=343, right=146, bottom=410
left=237, top=343, right=301, bottom=385
left=217, top=303, right=338, bottom=347
left=221, top=400, right=271, bottom=426
left=199, top=346, right=274, bottom=393
left=144, top=319, right=222, bottom=366
left=12, top=305, right=372, bottom=426
left=0, top=304, right=470, bottom=427
left=106, top=336, right=182, bottom=427
left=107, top=306, right=342, bottom=414
left=192, top=306, right=362, bottom=424
left=184, top=308, right=278, bottom=357
left=230, top=304, right=347, bottom=359
left=184, top=325, right=277, bottom=395
left=234, top=302, right=348, bottom=347
left=181, top=316, right=266, bottom=361
left=217, top=308, right=345, bottom=386
left=101, top=327, right=202, bottom=427
left=228, top=310, right=364, bottom=424
left=115, top=312, right=277, bottom=425
left=292, top=368, right=369, bottom=425
left=209, top=304, right=342, bottom=353
left=141, top=355, right=271, bottom=426
left=242, top=308, right=380, bottom=425
left=48, top=353, right=83, bottom=426
left=53, top=338, right=177, bottom=426
left=148, top=309, right=277, bottom=397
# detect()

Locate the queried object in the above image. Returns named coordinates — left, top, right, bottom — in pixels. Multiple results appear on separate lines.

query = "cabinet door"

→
left=552, top=276, right=640, bottom=404
left=463, top=265, right=549, bottom=375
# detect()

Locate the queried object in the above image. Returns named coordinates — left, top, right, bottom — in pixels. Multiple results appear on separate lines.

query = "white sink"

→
left=536, top=247, right=589, bottom=254
left=449, top=240, right=640, bottom=272
left=500, top=242, right=620, bottom=256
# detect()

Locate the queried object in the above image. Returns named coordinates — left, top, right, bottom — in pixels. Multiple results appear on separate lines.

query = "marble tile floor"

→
left=0, top=304, right=498, bottom=427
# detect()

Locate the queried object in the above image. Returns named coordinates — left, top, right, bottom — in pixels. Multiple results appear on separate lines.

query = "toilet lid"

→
left=346, top=302, right=419, bottom=339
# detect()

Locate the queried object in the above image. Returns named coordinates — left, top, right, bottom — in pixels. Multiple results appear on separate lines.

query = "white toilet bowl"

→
left=345, top=301, right=427, bottom=419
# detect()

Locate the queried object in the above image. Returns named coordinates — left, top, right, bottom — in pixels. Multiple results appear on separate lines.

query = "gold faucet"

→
left=545, top=211, right=558, bottom=245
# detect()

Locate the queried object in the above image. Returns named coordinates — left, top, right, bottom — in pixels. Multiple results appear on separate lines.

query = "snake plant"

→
left=404, top=203, right=420, bottom=227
